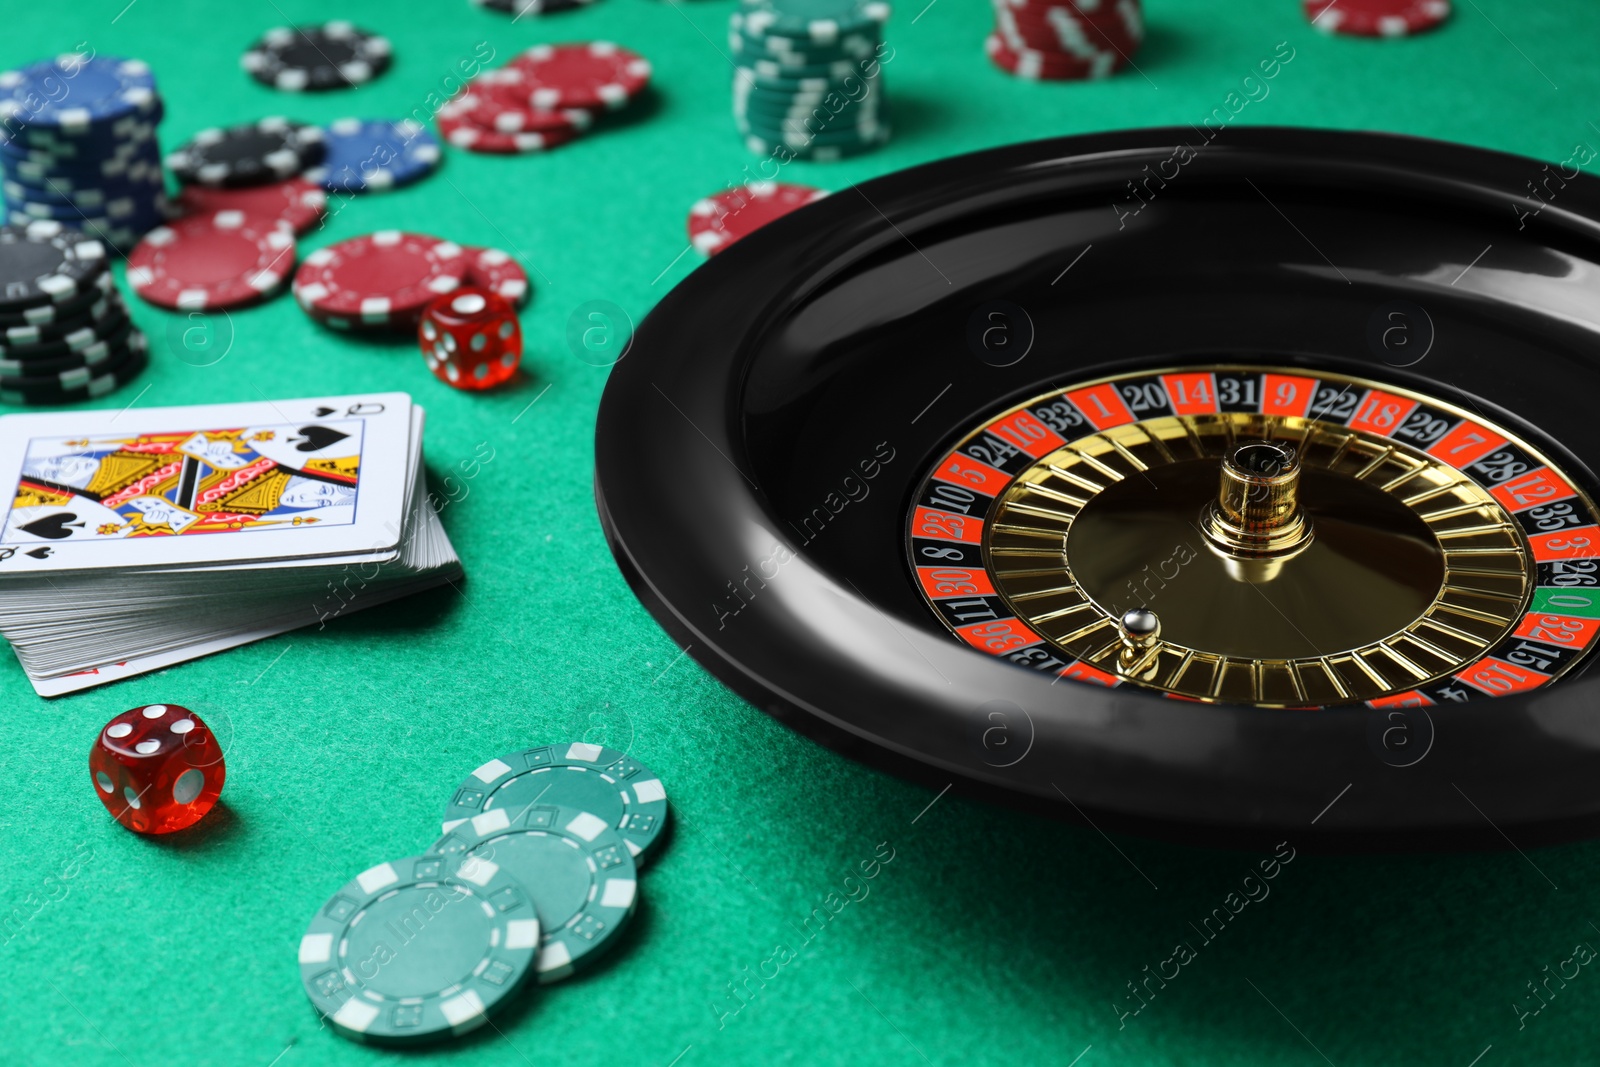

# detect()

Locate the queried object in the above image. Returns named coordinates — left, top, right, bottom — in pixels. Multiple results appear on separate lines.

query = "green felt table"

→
left=4, top=0, right=1600, bottom=1064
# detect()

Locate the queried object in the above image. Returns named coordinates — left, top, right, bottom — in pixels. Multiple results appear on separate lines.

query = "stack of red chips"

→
left=986, top=0, right=1143, bottom=81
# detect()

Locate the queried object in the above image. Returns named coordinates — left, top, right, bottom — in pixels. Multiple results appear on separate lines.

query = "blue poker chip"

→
left=0, top=124, right=160, bottom=168
left=0, top=56, right=160, bottom=135
left=305, top=118, right=441, bottom=193
left=1, top=169, right=164, bottom=208
left=0, top=142, right=163, bottom=187
left=0, top=102, right=165, bottom=149
left=443, top=743, right=670, bottom=866
left=4, top=197, right=169, bottom=230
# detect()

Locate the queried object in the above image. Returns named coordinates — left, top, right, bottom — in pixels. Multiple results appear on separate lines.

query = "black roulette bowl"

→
left=595, top=126, right=1600, bottom=850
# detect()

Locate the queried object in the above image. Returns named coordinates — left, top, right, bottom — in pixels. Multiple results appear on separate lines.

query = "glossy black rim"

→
left=596, top=126, right=1600, bottom=849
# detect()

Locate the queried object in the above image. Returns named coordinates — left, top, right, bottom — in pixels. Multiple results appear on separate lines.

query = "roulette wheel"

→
left=596, top=126, right=1600, bottom=848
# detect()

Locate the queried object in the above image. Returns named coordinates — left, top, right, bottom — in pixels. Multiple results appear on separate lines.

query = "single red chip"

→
left=688, top=182, right=829, bottom=255
left=463, top=246, right=532, bottom=307
left=435, top=105, right=584, bottom=155
left=506, top=42, right=652, bottom=111
left=292, top=231, right=469, bottom=329
left=126, top=211, right=297, bottom=310
left=175, top=178, right=328, bottom=236
left=1303, top=0, right=1451, bottom=36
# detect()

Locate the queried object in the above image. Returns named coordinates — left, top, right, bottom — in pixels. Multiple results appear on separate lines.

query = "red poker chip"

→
left=994, top=15, right=1139, bottom=60
left=999, top=0, right=1142, bottom=28
left=175, top=177, right=328, bottom=236
left=461, top=72, right=597, bottom=134
left=292, top=231, right=469, bottom=329
left=985, top=33, right=1124, bottom=80
left=688, top=182, right=829, bottom=255
left=992, top=4, right=1145, bottom=38
left=1303, top=0, right=1450, bottom=36
left=126, top=210, right=297, bottom=311
left=435, top=105, right=583, bottom=155
left=506, top=42, right=652, bottom=111
left=463, top=246, right=532, bottom=307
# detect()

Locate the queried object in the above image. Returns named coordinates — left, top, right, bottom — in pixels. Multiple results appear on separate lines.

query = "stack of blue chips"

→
left=0, top=55, right=169, bottom=250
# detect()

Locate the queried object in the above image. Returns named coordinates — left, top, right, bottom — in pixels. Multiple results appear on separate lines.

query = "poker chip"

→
left=0, top=291, right=115, bottom=347
left=304, top=119, right=442, bottom=193
left=0, top=55, right=169, bottom=250
left=0, top=270, right=113, bottom=328
left=298, top=852, right=541, bottom=1046
left=443, top=743, right=670, bottom=866
left=473, top=0, right=599, bottom=14
left=0, top=302, right=129, bottom=362
left=431, top=803, right=639, bottom=983
left=4, top=169, right=163, bottom=210
left=737, top=0, right=892, bottom=41
left=293, top=231, right=468, bottom=329
left=736, top=110, right=891, bottom=147
left=2, top=108, right=164, bottom=152
left=175, top=177, right=327, bottom=235
left=0, top=317, right=135, bottom=381
left=453, top=76, right=595, bottom=135
left=0, top=220, right=110, bottom=313
left=165, top=119, right=326, bottom=188
left=1304, top=0, right=1451, bottom=36
left=431, top=42, right=653, bottom=154
left=126, top=210, right=297, bottom=310
left=688, top=182, right=828, bottom=254
left=506, top=43, right=652, bottom=111
left=0, top=55, right=160, bottom=134
left=731, top=2, right=891, bottom=159
left=463, top=246, right=531, bottom=307
left=6, top=190, right=169, bottom=224
left=1, top=123, right=163, bottom=167
left=241, top=22, right=393, bottom=91
left=0, top=331, right=148, bottom=406
left=434, top=107, right=583, bottom=155
left=1, top=146, right=162, bottom=190
left=985, top=0, right=1142, bottom=80
left=729, top=24, right=879, bottom=60
left=986, top=32, right=1111, bottom=79
left=743, top=129, right=888, bottom=160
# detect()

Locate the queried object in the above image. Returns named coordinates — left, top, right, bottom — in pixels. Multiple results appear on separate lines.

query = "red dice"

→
left=89, top=704, right=226, bottom=834
left=418, top=287, right=523, bottom=391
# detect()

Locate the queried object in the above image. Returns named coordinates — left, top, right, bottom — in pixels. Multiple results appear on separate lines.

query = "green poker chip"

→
left=443, top=742, right=670, bottom=866
left=736, top=89, right=889, bottom=124
left=729, top=0, right=891, bottom=161
left=728, top=24, right=878, bottom=61
left=298, top=852, right=541, bottom=1046
left=744, top=129, right=890, bottom=160
left=739, top=115, right=892, bottom=148
left=432, top=802, right=640, bottom=983
left=736, top=0, right=891, bottom=43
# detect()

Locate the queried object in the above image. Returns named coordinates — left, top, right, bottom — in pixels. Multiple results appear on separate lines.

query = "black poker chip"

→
left=0, top=329, right=147, bottom=404
left=0, top=220, right=113, bottom=314
left=0, top=270, right=114, bottom=328
left=0, top=290, right=119, bottom=348
left=0, top=312, right=134, bottom=372
left=241, top=21, right=393, bottom=92
left=472, top=0, right=598, bottom=13
left=165, top=119, right=326, bottom=188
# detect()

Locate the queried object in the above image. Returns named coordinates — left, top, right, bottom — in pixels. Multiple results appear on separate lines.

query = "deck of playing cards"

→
left=0, top=393, right=462, bottom=696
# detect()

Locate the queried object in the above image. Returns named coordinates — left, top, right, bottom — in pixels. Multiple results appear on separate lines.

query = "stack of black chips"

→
left=0, top=220, right=148, bottom=404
